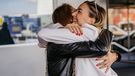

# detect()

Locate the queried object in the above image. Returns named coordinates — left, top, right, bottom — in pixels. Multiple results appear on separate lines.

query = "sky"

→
left=0, top=0, right=37, bottom=16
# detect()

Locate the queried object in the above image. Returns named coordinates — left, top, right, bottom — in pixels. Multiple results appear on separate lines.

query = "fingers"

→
left=96, top=60, right=108, bottom=69
left=71, top=26, right=81, bottom=35
left=105, top=66, right=110, bottom=73
left=67, top=25, right=74, bottom=33
left=96, top=52, right=118, bottom=74
left=96, top=59, right=111, bottom=74
left=96, top=55, right=111, bottom=69
left=73, top=25, right=83, bottom=35
left=66, top=23, right=83, bottom=35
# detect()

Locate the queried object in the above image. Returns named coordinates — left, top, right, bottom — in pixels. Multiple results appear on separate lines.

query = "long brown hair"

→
left=52, top=4, right=73, bottom=26
left=82, top=1, right=106, bottom=29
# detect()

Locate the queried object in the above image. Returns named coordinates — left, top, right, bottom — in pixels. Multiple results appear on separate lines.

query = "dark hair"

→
left=82, top=1, right=106, bottom=28
left=52, top=4, right=73, bottom=26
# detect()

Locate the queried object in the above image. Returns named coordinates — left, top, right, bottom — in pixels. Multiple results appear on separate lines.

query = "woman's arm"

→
left=38, top=37, right=47, bottom=48
left=47, top=29, right=113, bottom=58
left=65, top=24, right=121, bottom=62
left=38, top=25, right=98, bottom=44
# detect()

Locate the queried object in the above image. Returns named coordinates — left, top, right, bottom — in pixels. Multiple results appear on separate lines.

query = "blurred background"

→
left=0, top=0, right=135, bottom=76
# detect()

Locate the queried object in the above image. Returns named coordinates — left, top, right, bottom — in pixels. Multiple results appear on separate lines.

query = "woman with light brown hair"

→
left=67, top=1, right=117, bottom=76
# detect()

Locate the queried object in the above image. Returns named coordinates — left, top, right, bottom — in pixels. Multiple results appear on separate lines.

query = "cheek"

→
left=77, top=16, right=86, bottom=25
left=76, top=15, right=81, bottom=24
left=76, top=15, right=80, bottom=21
left=77, top=16, right=82, bottom=22
left=84, top=15, right=92, bottom=23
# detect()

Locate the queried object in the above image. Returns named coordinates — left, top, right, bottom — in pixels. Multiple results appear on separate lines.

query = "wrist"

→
left=113, top=52, right=118, bottom=62
left=111, top=50, right=121, bottom=62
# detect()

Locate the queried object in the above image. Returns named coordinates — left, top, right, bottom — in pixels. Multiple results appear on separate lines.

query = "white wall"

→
left=0, top=43, right=46, bottom=76
left=37, top=0, right=53, bottom=15
left=53, top=0, right=106, bottom=9
left=0, top=0, right=37, bottom=16
left=37, top=0, right=106, bottom=15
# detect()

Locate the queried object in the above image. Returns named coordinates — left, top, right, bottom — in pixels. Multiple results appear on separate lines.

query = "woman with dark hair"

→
left=52, top=4, right=74, bottom=26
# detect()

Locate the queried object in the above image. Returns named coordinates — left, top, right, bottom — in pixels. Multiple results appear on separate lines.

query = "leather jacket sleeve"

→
left=47, top=29, right=113, bottom=58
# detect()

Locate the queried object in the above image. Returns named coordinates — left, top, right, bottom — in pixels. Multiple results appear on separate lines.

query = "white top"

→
left=38, top=23, right=99, bottom=44
left=38, top=23, right=117, bottom=76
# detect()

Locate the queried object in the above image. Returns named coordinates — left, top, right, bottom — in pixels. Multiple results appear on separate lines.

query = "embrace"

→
left=38, top=1, right=121, bottom=76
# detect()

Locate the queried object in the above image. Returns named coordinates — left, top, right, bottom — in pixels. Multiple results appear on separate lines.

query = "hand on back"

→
left=65, top=23, right=83, bottom=36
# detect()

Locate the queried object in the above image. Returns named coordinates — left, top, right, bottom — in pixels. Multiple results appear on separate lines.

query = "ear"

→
left=90, top=18, right=95, bottom=24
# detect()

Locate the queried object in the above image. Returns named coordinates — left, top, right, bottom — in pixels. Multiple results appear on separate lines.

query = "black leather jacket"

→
left=47, top=29, right=113, bottom=76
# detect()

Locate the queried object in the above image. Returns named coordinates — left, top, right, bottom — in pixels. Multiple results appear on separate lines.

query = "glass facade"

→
left=108, top=0, right=135, bottom=76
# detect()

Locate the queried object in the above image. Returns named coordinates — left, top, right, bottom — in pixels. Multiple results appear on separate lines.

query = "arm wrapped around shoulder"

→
left=94, top=29, right=113, bottom=55
left=96, top=29, right=113, bottom=48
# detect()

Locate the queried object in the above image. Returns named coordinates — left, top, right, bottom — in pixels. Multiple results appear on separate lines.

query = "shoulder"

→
left=100, top=29, right=113, bottom=37
left=81, top=24, right=99, bottom=41
left=44, top=23, right=63, bottom=29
